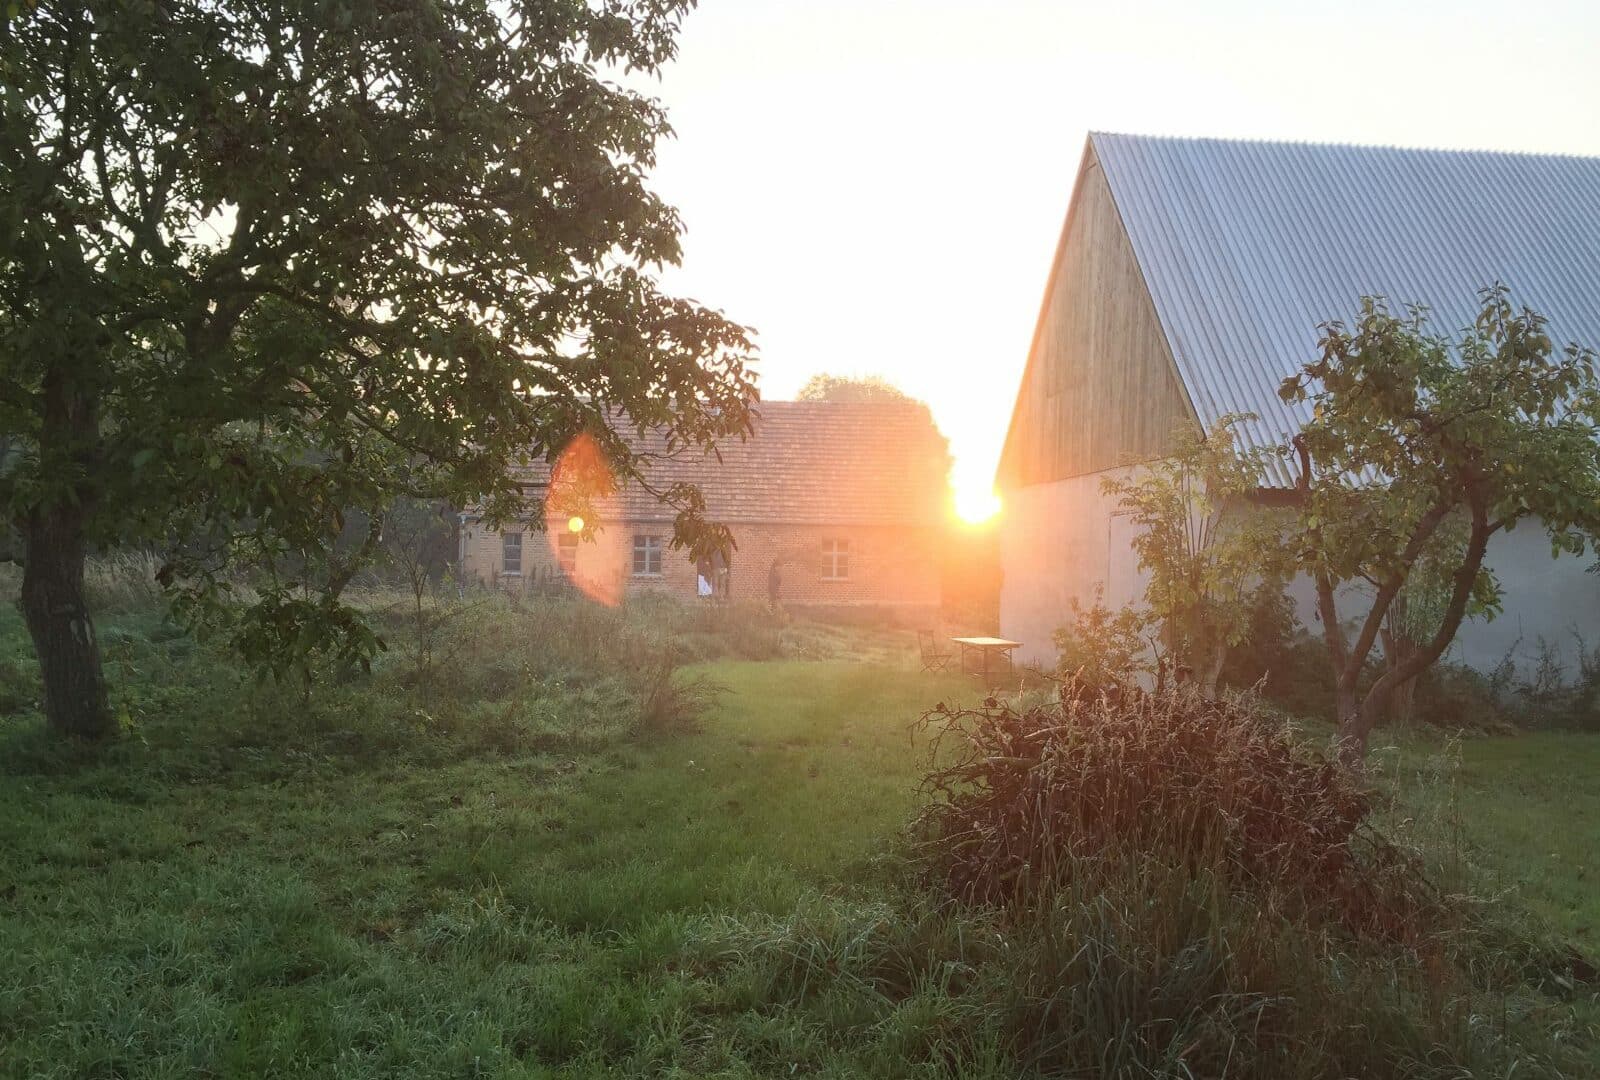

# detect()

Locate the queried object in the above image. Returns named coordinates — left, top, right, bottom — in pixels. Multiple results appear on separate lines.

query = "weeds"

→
left=678, top=880, right=1584, bottom=1079
left=0, top=575, right=776, bottom=772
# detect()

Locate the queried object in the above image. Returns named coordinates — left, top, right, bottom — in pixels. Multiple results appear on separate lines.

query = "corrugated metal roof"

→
left=1090, top=133, right=1600, bottom=487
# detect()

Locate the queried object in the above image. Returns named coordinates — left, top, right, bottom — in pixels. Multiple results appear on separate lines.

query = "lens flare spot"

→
left=545, top=432, right=620, bottom=606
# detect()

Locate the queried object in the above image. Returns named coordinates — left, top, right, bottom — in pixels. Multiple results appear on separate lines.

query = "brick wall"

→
left=461, top=518, right=942, bottom=609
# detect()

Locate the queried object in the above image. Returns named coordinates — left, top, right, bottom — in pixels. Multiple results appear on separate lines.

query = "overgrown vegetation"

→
left=0, top=559, right=827, bottom=770
left=915, top=688, right=1428, bottom=936
left=1223, top=619, right=1600, bottom=735
left=1051, top=589, right=1150, bottom=691
left=2, top=567, right=1595, bottom=1076
left=906, top=684, right=1597, bottom=1076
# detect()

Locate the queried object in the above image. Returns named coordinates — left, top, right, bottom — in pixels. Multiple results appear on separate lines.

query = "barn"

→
left=995, top=133, right=1600, bottom=671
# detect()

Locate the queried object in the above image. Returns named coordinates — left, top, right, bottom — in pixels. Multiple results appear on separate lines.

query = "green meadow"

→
left=1, top=594, right=1596, bottom=1077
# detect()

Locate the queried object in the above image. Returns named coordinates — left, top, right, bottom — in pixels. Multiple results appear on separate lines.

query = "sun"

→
left=953, top=483, right=1002, bottom=525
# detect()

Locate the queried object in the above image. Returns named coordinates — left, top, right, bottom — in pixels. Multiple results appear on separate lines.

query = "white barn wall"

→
left=1285, top=524, right=1600, bottom=678
left=1009, top=483, right=1600, bottom=678
left=1471, top=527, right=1600, bottom=672
left=998, top=467, right=1151, bottom=666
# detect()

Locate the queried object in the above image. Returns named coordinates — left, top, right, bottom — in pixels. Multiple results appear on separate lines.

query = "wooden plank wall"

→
left=998, top=148, right=1197, bottom=488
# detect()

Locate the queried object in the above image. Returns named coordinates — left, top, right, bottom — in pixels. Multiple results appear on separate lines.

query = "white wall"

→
left=1286, top=522, right=1600, bottom=678
left=1004, top=479, right=1600, bottom=679
left=998, top=469, right=1151, bottom=666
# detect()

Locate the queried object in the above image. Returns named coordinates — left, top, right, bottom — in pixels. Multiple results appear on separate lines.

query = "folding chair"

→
left=917, top=630, right=954, bottom=672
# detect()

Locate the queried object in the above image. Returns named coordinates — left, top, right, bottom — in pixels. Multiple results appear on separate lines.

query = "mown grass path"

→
left=520, top=662, right=972, bottom=929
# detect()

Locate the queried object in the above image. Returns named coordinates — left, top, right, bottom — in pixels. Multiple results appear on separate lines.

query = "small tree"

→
left=795, top=374, right=914, bottom=403
left=379, top=494, right=458, bottom=688
left=1280, top=287, right=1600, bottom=767
left=1053, top=588, right=1150, bottom=693
left=1101, top=415, right=1289, bottom=698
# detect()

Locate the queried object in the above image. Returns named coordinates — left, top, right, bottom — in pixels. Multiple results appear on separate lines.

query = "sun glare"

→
left=954, top=484, right=1002, bottom=525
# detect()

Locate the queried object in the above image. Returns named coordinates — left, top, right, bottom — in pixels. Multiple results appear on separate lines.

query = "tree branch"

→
left=1341, top=499, right=1453, bottom=683
left=1361, top=506, right=1493, bottom=721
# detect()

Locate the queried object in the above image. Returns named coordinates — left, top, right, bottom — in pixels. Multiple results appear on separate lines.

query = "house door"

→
left=697, top=551, right=731, bottom=601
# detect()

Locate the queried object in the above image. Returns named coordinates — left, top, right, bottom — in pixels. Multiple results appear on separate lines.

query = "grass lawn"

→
left=0, top=656, right=968, bottom=1077
left=1365, top=731, right=1600, bottom=953
left=2, top=639, right=1597, bottom=1076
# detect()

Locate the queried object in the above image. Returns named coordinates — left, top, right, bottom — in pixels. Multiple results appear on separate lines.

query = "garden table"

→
left=950, top=636, right=1022, bottom=685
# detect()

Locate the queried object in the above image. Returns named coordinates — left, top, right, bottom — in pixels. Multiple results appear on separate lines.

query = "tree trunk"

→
left=1333, top=682, right=1367, bottom=771
left=18, top=506, right=113, bottom=739
left=1338, top=666, right=1412, bottom=771
left=1379, top=627, right=1420, bottom=726
left=1390, top=673, right=1418, bottom=726
left=1197, top=639, right=1226, bottom=700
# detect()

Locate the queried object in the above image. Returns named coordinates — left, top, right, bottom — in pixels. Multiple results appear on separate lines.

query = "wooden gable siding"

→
left=997, top=148, right=1197, bottom=488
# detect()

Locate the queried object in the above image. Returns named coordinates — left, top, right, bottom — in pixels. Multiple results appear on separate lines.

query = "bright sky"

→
left=638, top=0, right=1600, bottom=521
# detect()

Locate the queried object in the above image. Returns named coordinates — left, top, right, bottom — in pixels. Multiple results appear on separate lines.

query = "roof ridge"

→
left=762, top=398, right=932, bottom=407
left=1089, top=130, right=1600, bottom=164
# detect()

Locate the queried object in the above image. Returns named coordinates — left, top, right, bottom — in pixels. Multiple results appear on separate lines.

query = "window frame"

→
left=556, top=531, right=579, bottom=573
left=821, top=538, right=851, bottom=582
left=502, top=531, right=524, bottom=576
left=632, top=533, right=664, bottom=577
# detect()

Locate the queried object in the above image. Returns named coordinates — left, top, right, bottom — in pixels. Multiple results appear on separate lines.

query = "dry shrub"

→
left=638, top=648, right=726, bottom=737
left=914, top=684, right=1437, bottom=941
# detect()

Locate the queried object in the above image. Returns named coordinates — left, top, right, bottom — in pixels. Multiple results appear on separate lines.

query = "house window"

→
left=822, top=538, right=850, bottom=581
left=632, top=534, right=663, bottom=576
left=502, top=531, right=523, bottom=575
left=557, top=532, right=578, bottom=573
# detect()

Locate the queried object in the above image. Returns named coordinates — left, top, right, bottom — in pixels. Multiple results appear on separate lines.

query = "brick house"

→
left=460, top=401, right=950, bottom=615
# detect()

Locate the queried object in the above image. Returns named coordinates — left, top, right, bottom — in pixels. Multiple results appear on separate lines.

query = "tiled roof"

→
left=1089, top=133, right=1600, bottom=487
left=526, top=400, right=951, bottom=527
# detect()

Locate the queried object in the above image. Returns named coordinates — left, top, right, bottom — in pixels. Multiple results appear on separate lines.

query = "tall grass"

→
left=914, top=686, right=1433, bottom=939
left=677, top=880, right=1582, bottom=1079
left=858, top=684, right=1593, bottom=1077
left=0, top=562, right=801, bottom=766
left=0, top=552, right=922, bottom=772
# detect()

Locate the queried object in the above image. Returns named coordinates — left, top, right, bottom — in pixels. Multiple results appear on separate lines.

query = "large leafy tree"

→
left=1101, top=415, right=1289, bottom=698
left=0, top=0, right=757, bottom=738
left=1280, top=288, right=1600, bottom=767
